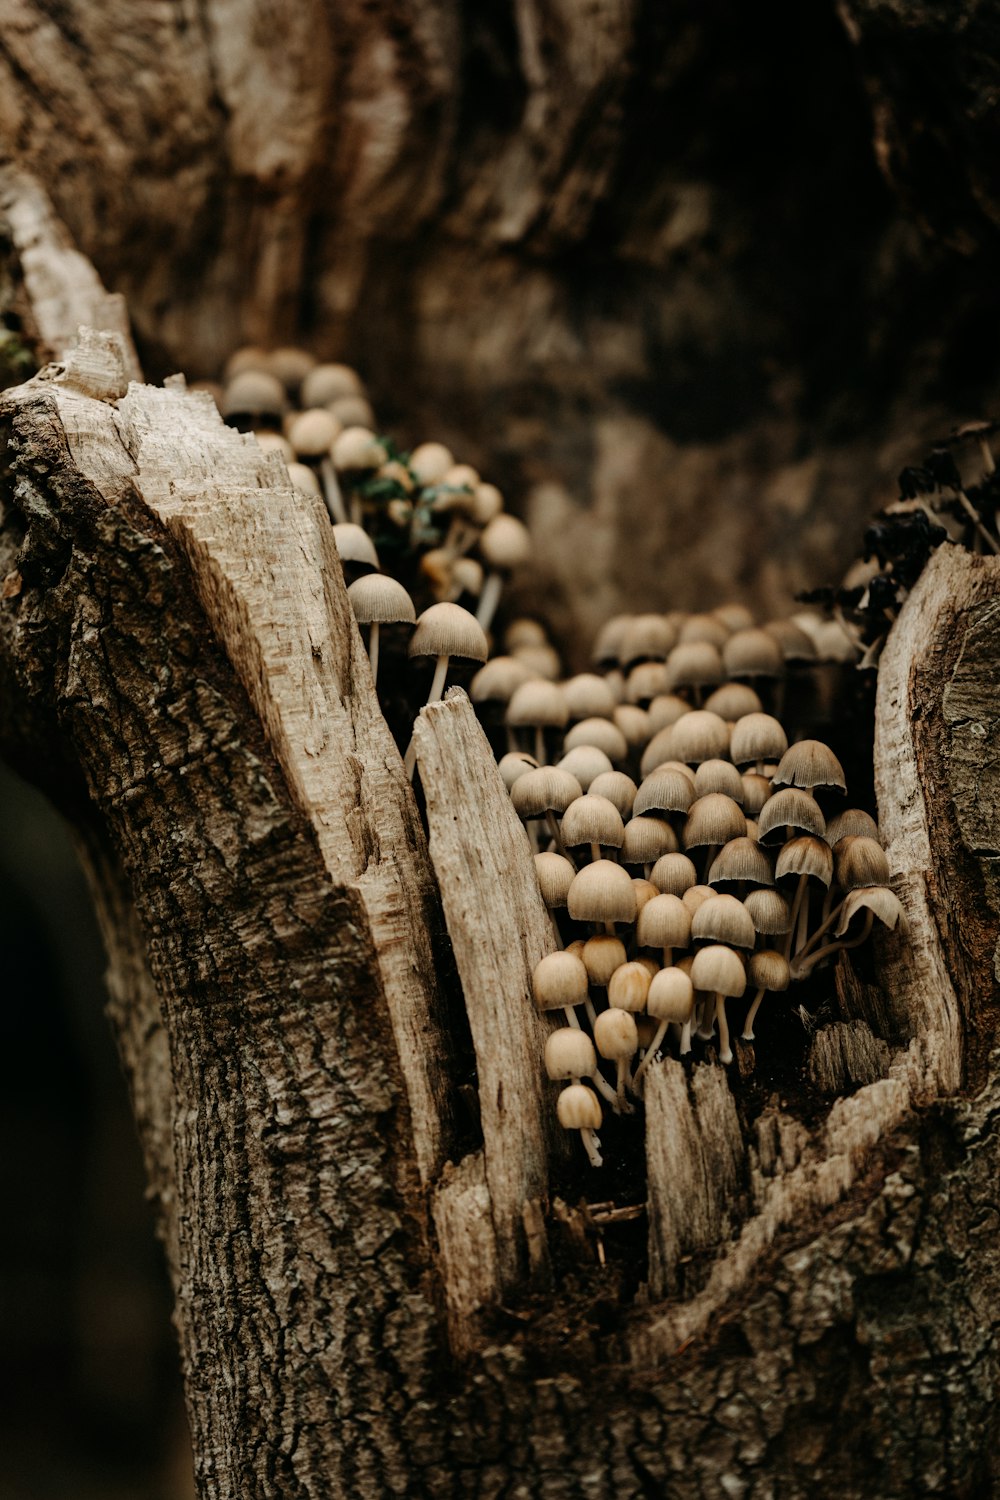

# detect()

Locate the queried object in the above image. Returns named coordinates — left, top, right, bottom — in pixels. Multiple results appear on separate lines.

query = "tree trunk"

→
left=2, top=180, right=1000, bottom=1494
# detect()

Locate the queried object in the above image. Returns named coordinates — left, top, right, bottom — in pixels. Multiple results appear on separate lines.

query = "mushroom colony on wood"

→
left=485, top=608, right=907, bottom=1169
left=206, top=343, right=910, bottom=1176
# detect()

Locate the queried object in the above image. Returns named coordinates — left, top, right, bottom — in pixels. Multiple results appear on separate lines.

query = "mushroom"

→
left=568, top=860, right=637, bottom=934
left=300, top=363, right=366, bottom=409
left=707, top=837, right=774, bottom=891
left=728, top=713, right=788, bottom=773
left=404, top=603, right=488, bottom=778
left=790, top=885, right=905, bottom=979
left=693, top=758, right=745, bottom=802
left=409, top=442, right=455, bottom=487
left=332, top=522, right=379, bottom=574
left=564, top=717, right=629, bottom=763
left=637, top=892, right=691, bottom=970
left=563, top=673, right=618, bottom=721
left=346, top=574, right=415, bottom=685
left=544, top=1029, right=617, bottom=1110
left=702, top=682, right=763, bottom=719
left=557, top=746, right=615, bottom=792
left=593, top=1008, right=639, bottom=1112
left=510, top=766, right=582, bottom=857
left=650, top=852, right=698, bottom=896
left=476, top=514, right=533, bottom=632
left=532, top=949, right=590, bottom=1030
left=608, top=961, right=653, bottom=1015
left=659, top=710, right=731, bottom=768
left=556, top=1083, right=604, bottom=1167
left=497, top=751, right=539, bottom=791
left=646, top=694, right=692, bottom=734
left=689, top=944, right=747, bottom=1064
left=741, top=949, right=791, bottom=1041
left=633, top=966, right=695, bottom=1083
left=561, top=794, right=626, bottom=865
left=691, top=893, right=756, bottom=951
left=772, top=740, right=847, bottom=796
left=588, top=771, right=638, bottom=819
left=506, top=679, right=570, bottom=765
left=621, top=815, right=679, bottom=872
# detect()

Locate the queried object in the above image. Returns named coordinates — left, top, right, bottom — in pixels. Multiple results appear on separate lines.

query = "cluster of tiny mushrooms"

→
left=208, top=346, right=907, bottom=1171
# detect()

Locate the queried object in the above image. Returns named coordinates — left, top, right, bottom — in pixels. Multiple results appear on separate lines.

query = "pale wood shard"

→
left=0, top=167, right=140, bottom=377
left=413, top=689, right=556, bottom=1291
left=808, top=1019, right=891, bottom=1093
left=645, top=1059, right=746, bottom=1299
left=431, top=1152, right=502, bottom=1358
left=19, top=331, right=452, bottom=1188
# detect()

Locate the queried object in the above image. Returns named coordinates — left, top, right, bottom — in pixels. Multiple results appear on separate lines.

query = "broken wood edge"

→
left=637, top=544, right=994, bottom=1359
left=414, top=690, right=561, bottom=1299
left=0, top=166, right=140, bottom=380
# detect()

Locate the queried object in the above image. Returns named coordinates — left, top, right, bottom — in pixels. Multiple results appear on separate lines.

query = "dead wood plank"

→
left=414, top=689, right=556, bottom=1292
left=431, top=1152, right=502, bottom=1358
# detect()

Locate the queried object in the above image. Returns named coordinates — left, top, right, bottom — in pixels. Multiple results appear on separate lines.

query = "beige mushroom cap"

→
left=479, top=514, right=532, bottom=570
left=646, top=966, right=695, bottom=1022
left=409, top=442, right=455, bottom=487
left=690, top=944, right=747, bottom=998
left=692, top=893, right=757, bottom=949
left=408, top=602, right=489, bottom=662
left=557, top=1083, right=603, bottom=1130
left=300, top=362, right=365, bottom=408
left=347, top=574, right=415, bottom=625
left=544, top=1028, right=599, bottom=1080
left=637, top=892, right=691, bottom=950
left=333, top=426, right=387, bottom=472
left=593, top=1008, right=639, bottom=1061
left=332, top=523, right=380, bottom=568
left=534, top=852, right=577, bottom=907
left=532, top=950, right=589, bottom=1010
left=568, top=860, right=637, bottom=924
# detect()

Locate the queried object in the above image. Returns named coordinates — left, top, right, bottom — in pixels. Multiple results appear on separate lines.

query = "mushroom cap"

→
left=591, top=614, right=634, bottom=665
left=826, top=808, right=880, bottom=845
left=712, top=603, right=755, bottom=633
left=694, top=758, right=745, bottom=802
left=631, top=878, right=659, bottom=916
left=588, top=771, right=637, bottom=819
left=556, top=746, right=615, bottom=790
left=775, top=835, right=834, bottom=887
left=692, top=893, right=756, bottom=949
left=834, top=835, right=891, bottom=890
left=511, top=766, right=583, bottom=819
left=835, top=885, right=907, bottom=936
left=512, top=643, right=562, bottom=680
left=556, top=1082, right=603, bottom=1130
left=637, top=892, right=691, bottom=950
left=443, top=462, right=480, bottom=491
left=665, top=640, right=724, bottom=690
left=223, top=345, right=271, bottom=381
left=740, top=773, right=772, bottom=816
left=650, top=852, right=698, bottom=896
left=532, top=950, right=589, bottom=1010
left=409, top=441, right=455, bottom=486
left=300, top=362, right=365, bottom=408
left=505, top=618, right=548, bottom=651
left=773, top=739, right=847, bottom=793
left=288, top=407, right=340, bottom=458
left=722, top=627, right=786, bottom=679
left=646, top=694, right=692, bottom=734
left=451, top=557, right=484, bottom=597
left=347, top=574, right=415, bottom=625
left=690, top=944, right=747, bottom=998
left=479, top=514, right=531, bottom=570
left=621, top=815, right=678, bottom=864
left=812, top=619, right=859, bottom=664
left=534, top=851, right=577, bottom=908
left=333, top=523, right=380, bottom=569
left=681, top=883, right=716, bottom=919
left=473, top=483, right=504, bottom=525
left=608, top=961, right=652, bottom=1013
left=679, top=613, right=729, bottom=648
left=683, top=793, right=747, bottom=849
left=506, top=678, right=570, bottom=729
left=635, top=766, right=695, bottom=818
left=568, top=860, right=637, bottom=925
left=221, top=369, right=287, bottom=418
left=267, top=345, right=316, bottom=391
left=729, top=713, right=789, bottom=767
left=470, top=655, right=536, bottom=703
left=563, top=673, right=617, bottom=720
left=749, top=949, right=791, bottom=992
left=564, top=717, right=628, bottom=762
left=255, top=431, right=295, bottom=462
left=707, top=837, right=774, bottom=888
left=333, top=426, right=387, bottom=472
left=744, top=887, right=793, bottom=935
left=765, top=619, right=817, bottom=662
left=619, top=613, right=677, bottom=663
left=626, top=662, right=671, bottom=704
left=287, top=461, right=322, bottom=497
left=593, top=1008, right=639, bottom=1060
left=497, top=751, right=538, bottom=791
left=613, top=704, right=651, bottom=748
left=329, top=394, right=377, bottom=430
left=662, top=710, right=731, bottom=767
left=647, top=966, right=695, bottom=1023
left=561, top=795, right=626, bottom=850
left=545, top=1028, right=598, bottom=1080
left=757, top=787, right=826, bottom=843
left=409, top=602, right=488, bottom=662
left=582, top=933, right=628, bottom=986
left=702, top=682, right=763, bottom=720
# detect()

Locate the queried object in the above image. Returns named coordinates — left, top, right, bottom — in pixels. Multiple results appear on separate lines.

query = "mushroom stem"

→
left=349, top=490, right=362, bottom=526
left=590, top=1068, right=620, bottom=1107
left=563, top=1005, right=581, bottom=1029
left=580, top=1127, right=603, bottom=1168
left=793, top=897, right=847, bottom=962
left=368, top=621, right=381, bottom=686
left=545, top=810, right=574, bottom=864
left=476, top=570, right=504, bottom=632
left=679, top=1017, right=693, bottom=1054
left=590, top=841, right=602, bottom=864
left=534, top=725, right=547, bottom=765
left=715, top=992, right=733, bottom=1064
left=795, top=885, right=811, bottom=954
left=632, top=1020, right=669, bottom=1092
left=320, top=458, right=349, bottom=524
left=584, top=996, right=599, bottom=1031
left=783, top=874, right=809, bottom=959
left=741, top=986, right=767, bottom=1041
left=790, top=911, right=874, bottom=980
left=695, top=992, right=715, bottom=1041
left=956, top=489, right=1000, bottom=554
left=615, top=1057, right=635, bottom=1113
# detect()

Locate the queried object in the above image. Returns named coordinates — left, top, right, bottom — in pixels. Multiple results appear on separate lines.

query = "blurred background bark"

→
left=1, top=1, right=999, bottom=1494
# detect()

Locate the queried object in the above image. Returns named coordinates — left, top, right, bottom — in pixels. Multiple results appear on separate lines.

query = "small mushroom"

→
left=346, top=574, right=415, bottom=685
left=593, top=1008, right=639, bottom=1112
left=633, top=966, right=695, bottom=1083
left=476, top=514, right=533, bottom=632
left=689, top=944, right=747, bottom=1064
left=404, top=604, right=488, bottom=778
left=741, top=949, right=790, bottom=1041
left=556, top=1083, right=604, bottom=1167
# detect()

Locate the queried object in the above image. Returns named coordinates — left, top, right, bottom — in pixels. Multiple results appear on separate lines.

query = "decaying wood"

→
left=414, top=689, right=556, bottom=1291
left=808, top=1017, right=892, bottom=1093
left=3, top=303, right=1000, bottom=1489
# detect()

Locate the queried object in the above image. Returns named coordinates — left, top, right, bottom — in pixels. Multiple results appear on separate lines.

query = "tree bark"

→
left=2, top=288, right=1000, bottom=1494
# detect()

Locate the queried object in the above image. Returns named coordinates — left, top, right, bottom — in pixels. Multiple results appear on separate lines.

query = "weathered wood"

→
left=808, top=1018, right=892, bottom=1093
left=431, top=1151, right=501, bottom=1357
left=414, top=688, right=555, bottom=1291
left=0, top=167, right=139, bottom=377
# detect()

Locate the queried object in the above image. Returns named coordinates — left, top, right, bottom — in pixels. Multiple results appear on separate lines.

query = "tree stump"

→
left=3, top=176, right=1000, bottom=1500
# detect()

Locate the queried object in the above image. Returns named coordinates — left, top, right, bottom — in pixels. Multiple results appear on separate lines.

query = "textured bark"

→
left=4, top=2, right=1000, bottom=652
left=3, top=308, right=1000, bottom=1494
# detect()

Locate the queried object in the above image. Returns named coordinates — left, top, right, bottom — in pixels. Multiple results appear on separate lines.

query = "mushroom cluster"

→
left=484, top=608, right=905, bottom=1167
